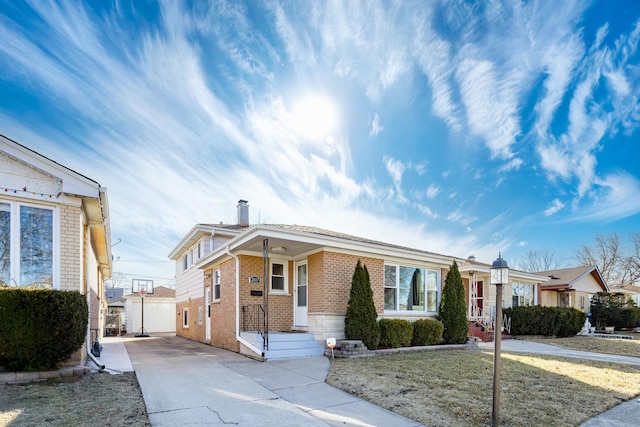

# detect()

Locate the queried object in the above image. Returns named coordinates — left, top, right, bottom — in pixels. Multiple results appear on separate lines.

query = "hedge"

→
left=379, top=319, right=413, bottom=348
left=590, top=292, right=640, bottom=329
left=0, top=288, right=88, bottom=371
left=503, top=306, right=586, bottom=337
left=412, top=319, right=444, bottom=346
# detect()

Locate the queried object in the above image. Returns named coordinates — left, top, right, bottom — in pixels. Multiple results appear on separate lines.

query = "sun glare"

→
left=291, top=94, right=338, bottom=141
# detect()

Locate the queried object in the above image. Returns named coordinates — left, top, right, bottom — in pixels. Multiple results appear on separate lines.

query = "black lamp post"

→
left=490, top=253, right=509, bottom=427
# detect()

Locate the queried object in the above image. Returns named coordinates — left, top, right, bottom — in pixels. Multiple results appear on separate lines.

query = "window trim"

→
left=0, top=199, right=59, bottom=289
left=383, top=263, right=440, bottom=314
left=213, top=269, right=221, bottom=301
left=269, top=259, right=288, bottom=294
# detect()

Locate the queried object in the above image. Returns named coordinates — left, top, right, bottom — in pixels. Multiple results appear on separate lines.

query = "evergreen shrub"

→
left=590, top=292, right=640, bottom=330
left=504, top=306, right=586, bottom=337
left=379, top=319, right=413, bottom=348
left=412, top=318, right=444, bottom=346
left=344, top=260, right=380, bottom=350
left=438, top=260, right=468, bottom=344
left=0, top=288, right=87, bottom=371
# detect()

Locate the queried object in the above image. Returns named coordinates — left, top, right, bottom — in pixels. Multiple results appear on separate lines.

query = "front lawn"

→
left=327, top=348, right=640, bottom=427
left=523, top=332, right=640, bottom=358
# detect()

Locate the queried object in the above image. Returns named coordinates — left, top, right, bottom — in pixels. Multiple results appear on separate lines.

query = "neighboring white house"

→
left=124, top=286, right=176, bottom=334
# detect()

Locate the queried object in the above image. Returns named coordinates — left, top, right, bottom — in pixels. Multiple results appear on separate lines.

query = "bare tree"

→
left=518, top=248, right=564, bottom=272
left=574, top=233, right=640, bottom=288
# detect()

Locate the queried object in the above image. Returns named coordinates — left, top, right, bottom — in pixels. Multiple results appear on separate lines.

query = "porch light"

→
left=270, top=246, right=286, bottom=253
left=490, top=253, right=509, bottom=427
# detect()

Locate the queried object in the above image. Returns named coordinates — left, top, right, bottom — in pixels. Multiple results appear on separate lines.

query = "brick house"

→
left=1, top=134, right=112, bottom=364
left=170, top=201, right=547, bottom=359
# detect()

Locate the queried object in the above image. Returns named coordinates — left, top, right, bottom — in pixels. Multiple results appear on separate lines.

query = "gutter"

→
left=225, top=246, right=264, bottom=358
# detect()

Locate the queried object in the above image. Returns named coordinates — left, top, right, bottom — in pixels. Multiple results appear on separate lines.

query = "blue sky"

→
left=1, top=1, right=639, bottom=287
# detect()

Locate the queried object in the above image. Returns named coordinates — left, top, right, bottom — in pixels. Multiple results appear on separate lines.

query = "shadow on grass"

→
left=327, top=349, right=640, bottom=427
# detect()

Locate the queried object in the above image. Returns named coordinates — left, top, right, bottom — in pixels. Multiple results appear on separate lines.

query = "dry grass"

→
left=327, top=348, right=640, bottom=427
left=0, top=373, right=150, bottom=426
left=523, top=332, right=640, bottom=358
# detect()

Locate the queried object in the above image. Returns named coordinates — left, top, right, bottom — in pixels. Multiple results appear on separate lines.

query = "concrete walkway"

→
left=478, top=339, right=640, bottom=426
left=96, top=335, right=422, bottom=426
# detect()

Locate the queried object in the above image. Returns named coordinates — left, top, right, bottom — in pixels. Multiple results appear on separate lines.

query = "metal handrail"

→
left=241, top=304, right=268, bottom=350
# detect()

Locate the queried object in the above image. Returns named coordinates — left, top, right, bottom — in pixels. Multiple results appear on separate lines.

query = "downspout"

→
left=225, top=246, right=264, bottom=358
left=86, top=278, right=105, bottom=371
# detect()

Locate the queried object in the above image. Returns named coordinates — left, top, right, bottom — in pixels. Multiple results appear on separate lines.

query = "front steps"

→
left=241, top=331, right=325, bottom=360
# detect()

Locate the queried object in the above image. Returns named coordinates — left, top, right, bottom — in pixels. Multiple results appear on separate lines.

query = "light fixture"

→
left=270, top=246, right=286, bottom=253
left=490, top=252, right=510, bottom=427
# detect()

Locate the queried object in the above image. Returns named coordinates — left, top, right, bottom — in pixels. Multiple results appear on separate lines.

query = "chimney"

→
left=468, top=255, right=476, bottom=262
left=237, top=200, right=249, bottom=226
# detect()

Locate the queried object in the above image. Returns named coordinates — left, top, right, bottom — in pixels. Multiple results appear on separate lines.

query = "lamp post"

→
left=490, top=253, right=509, bottom=427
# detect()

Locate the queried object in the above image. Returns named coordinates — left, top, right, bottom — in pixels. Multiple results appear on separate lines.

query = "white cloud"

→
left=370, top=112, right=383, bottom=136
left=574, top=172, right=640, bottom=222
left=543, top=199, right=565, bottom=216
left=447, top=209, right=478, bottom=227
left=426, top=185, right=441, bottom=199
left=518, top=241, right=528, bottom=247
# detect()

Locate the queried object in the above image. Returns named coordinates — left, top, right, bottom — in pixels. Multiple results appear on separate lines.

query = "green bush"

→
left=438, top=260, right=468, bottom=344
left=379, top=319, right=413, bottom=348
left=504, top=306, right=586, bottom=337
left=0, top=288, right=88, bottom=371
left=412, top=319, right=443, bottom=346
left=590, top=292, right=640, bottom=329
left=344, top=260, right=380, bottom=350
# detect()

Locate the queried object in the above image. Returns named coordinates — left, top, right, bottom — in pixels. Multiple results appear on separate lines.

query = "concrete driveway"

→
left=121, top=335, right=423, bottom=427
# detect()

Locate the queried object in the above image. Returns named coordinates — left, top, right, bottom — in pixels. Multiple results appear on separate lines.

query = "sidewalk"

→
left=478, top=339, right=640, bottom=426
left=97, top=335, right=423, bottom=426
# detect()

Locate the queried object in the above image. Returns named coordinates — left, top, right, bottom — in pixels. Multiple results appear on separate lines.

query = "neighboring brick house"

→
left=536, top=265, right=609, bottom=311
left=170, top=201, right=547, bottom=359
left=1, top=134, right=112, bottom=364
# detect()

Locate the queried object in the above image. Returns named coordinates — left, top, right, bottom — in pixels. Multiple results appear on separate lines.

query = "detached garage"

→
left=124, top=286, right=176, bottom=334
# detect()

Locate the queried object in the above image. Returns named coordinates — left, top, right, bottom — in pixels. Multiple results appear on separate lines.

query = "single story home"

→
left=169, top=201, right=548, bottom=360
left=536, top=265, right=609, bottom=311
left=1, top=134, right=112, bottom=365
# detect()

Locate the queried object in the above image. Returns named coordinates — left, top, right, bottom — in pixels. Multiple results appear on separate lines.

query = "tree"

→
left=518, top=248, right=564, bottom=272
left=438, top=260, right=468, bottom=344
left=344, top=260, right=380, bottom=350
left=574, top=233, right=640, bottom=288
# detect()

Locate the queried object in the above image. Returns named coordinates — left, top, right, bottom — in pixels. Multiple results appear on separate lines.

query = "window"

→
left=512, top=282, right=535, bottom=307
left=0, top=201, right=56, bottom=287
left=214, top=269, right=221, bottom=300
left=182, top=254, right=188, bottom=271
left=384, top=264, right=439, bottom=312
left=182, top=308, right=189, bottom=328
left=197, top=242, right=201, bottom=259
left=270, top=261, right=287, bottom=293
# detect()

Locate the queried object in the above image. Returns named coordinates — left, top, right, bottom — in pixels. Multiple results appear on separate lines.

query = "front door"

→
left=294, top=260, right=308, bottom=327
left=205, top=287, right=211, bottom=342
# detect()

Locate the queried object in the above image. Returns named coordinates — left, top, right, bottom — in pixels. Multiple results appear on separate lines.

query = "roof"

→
left=536, top=265, right=609, bottom=291
left=167, top=223, right=248, bottom=259
left=125, top=285, right=176, bottom=299
left=105, top=288, right=125, bottom=305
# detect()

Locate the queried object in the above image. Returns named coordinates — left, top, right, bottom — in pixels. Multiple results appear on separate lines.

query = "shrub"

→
left=438, top=260, right=468, bottom=344
left=504, top=306, right=586, bottom=337
left=344, top=260, right=380, bottom=350
left=590, top=292, right=640, bottom=330
left=0, top=288, right=87, bottom=371
left=412, top=319, right=443, bottom=346
left=379, top=319, right=413, bottom=348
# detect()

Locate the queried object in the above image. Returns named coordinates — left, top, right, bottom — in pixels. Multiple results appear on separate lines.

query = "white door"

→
left=294, top=261, right=308, bottom=327
left=205, top=287, right=211, bottom=342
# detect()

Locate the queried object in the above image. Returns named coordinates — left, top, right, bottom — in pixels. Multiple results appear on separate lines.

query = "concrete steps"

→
left=241, top=331, right=325, bottom=360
